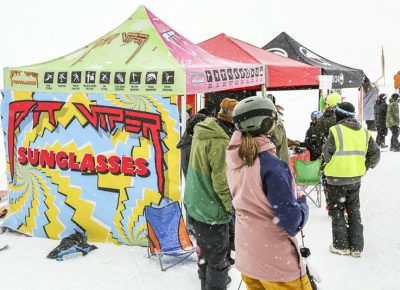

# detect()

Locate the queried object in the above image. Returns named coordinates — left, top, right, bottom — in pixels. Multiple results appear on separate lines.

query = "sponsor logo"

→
left=9, top=70, right=39, bottom=87
left=190, top=72, right=205, bottom=84
left=72, top=33, right=120, bottom=66
left=332, top=73, right=345, bottom=86
left=122, top=32, right=149, bottom=64
left=299, top=46, right=331, bottom=66
left=266, top=48, right=288, bottom=57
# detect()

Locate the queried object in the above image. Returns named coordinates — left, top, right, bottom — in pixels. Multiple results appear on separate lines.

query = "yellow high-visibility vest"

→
left=324, top=124, right=370, bottom=177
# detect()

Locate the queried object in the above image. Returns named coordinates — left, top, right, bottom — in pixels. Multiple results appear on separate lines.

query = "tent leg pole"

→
left=358, top=89, right=363, bottom=123
left=181, top=95, right=187, bottom=136
left=262, top=85, right=266, bottom=97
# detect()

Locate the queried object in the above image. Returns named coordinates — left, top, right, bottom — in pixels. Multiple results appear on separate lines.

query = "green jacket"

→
left=184, top=118, right=232, bottom=225
left=271, top=120, right=289, bottom=165
left=386, top=97, right=399, bottom=128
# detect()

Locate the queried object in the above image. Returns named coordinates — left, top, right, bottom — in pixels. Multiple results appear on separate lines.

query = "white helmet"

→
left=233, top=96, right=278, bottom=135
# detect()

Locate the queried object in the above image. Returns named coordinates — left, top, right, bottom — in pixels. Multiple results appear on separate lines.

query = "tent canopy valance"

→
left=4, top=6, right=264, bottom=96
left=198, top=33, right=321, bottom=89
left=263, top=32, right=364, bottom=89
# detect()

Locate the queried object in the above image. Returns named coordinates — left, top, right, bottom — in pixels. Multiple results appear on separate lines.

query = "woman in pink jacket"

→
left=226, top=96, right=311, bottom=290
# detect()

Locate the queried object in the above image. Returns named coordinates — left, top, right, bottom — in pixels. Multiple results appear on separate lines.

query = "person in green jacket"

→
left=184, top=98, right=238, bottom=290
left=266, top=95, right=289, bottom=165
left=386, top=93, right=400, bottom=151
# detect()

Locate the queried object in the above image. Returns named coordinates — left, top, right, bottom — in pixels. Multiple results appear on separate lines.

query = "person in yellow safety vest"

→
left=322, top=102, right=380, bottom=258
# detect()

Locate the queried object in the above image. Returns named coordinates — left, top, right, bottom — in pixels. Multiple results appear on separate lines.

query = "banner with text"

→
left=0, top=90, right=180, bottom=245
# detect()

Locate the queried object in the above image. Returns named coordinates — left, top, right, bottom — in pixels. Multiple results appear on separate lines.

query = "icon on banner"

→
left=86, top=71, right=96, bottom=83
left=44, top=72, right=54, bottom=83
left=114, top=72, right=126, bottom=84
left=259, top=66, right=264, bottom=77
left=72, top=71, right=81, bottom=83
left=250, top=68, right=255, bottom=77
left=205, top=70, right=213, bottom=82
left=220, top=70, right=227, bottom=81
left=213, top=70, right=221, bottom=82
left=130, top=72, right=142, bottom=84
left=233, top=69, right=239, bottom=79
left=227, top=69, right=234, bottom=80
left=162, top=71, right=175, bottom=84
left=99, top=72, right=110, bottom=84
left=145, top=72, right=158, bottom=84
left=57, top=72, right=67, bottom=83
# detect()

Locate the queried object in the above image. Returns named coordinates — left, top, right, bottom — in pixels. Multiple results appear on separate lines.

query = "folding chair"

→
left=144, top=202, right=196, bottom=271
left=294, top=159, right=322, bottom=208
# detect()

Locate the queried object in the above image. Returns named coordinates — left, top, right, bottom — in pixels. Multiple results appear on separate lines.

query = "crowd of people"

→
left=178, top=90, right=383, bottom=290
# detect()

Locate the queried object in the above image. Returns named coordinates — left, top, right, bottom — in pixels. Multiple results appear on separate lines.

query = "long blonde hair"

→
left=238, top=133, right=258, bottom=166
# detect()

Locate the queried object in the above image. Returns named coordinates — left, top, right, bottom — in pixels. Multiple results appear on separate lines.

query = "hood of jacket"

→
left=193, top=117, right=230, bottom=141
left=389, top=96, right=399, bottom=103
left=176, top=131, right=192, bottom=149
left=323, top=108, right=335, bottom=118
left=337, top=117, right=362, bottom=130
left=226, top=131, right=276, bottom=170
left=375, top=99, right=387, bottom=106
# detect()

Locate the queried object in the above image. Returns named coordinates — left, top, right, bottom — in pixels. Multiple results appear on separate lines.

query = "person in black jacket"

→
left=374, top=93, right=388, bottom=148
left=322, top=102, right=380, bottom=258
left=177, top=113, right=207, bottom=178
left=304, top=110, right=324, bottom=160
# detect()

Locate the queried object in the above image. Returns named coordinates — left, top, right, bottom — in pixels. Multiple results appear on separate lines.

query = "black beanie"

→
left=335, top=102, right=356, bottom=122
left=186, top=113, right=206, bottom=135
left=392, top=93, right=400, bottom=100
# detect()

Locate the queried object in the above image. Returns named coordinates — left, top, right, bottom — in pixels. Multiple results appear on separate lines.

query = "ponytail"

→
left=238, top=133, right=258, bottom=166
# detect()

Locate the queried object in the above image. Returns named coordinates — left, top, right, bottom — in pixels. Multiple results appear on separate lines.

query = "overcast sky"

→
left=0, top=0, right=399, bottom=88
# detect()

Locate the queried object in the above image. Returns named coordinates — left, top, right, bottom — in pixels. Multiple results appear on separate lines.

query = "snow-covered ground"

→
left=1, top=88, right=399, bottom=290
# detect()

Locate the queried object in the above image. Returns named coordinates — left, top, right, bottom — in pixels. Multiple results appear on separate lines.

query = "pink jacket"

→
left=226, top=131, right=307, bottom=282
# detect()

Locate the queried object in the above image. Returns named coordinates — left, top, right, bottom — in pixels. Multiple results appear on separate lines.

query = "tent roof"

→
left=263, top=32, right=364, bottom=89
left=3, top=6, right=264, bottom=95
left=198, top=33, right=320, bottom=89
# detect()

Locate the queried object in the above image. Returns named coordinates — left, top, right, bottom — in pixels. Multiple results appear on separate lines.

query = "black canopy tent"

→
left=263, top=32, right=364, bottom=89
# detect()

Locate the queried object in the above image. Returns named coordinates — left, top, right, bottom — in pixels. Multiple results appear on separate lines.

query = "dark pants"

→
left=376, top=126, right=388, bottom=146
left=191, top=218, right=230, bottom=290
left=366, top=120, right=376, bottom=131
left=325, top=182, right=363, bottom=252
left=389, top=126, right=400, bottom=150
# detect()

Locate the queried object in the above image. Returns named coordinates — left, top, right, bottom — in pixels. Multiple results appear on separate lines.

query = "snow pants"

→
left=241, top=273, right=312, bottom=290
left=191, top=218, right=230, bottom=290
left=325, top=182, right=363, bottom=252
left=376, top=126, right=388, bottom=146
left=389, top=125, right=400, bottom=150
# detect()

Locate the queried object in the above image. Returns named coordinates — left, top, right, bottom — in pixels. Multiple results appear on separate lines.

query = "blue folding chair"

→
left=144, top=202, right=196, bottom=271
